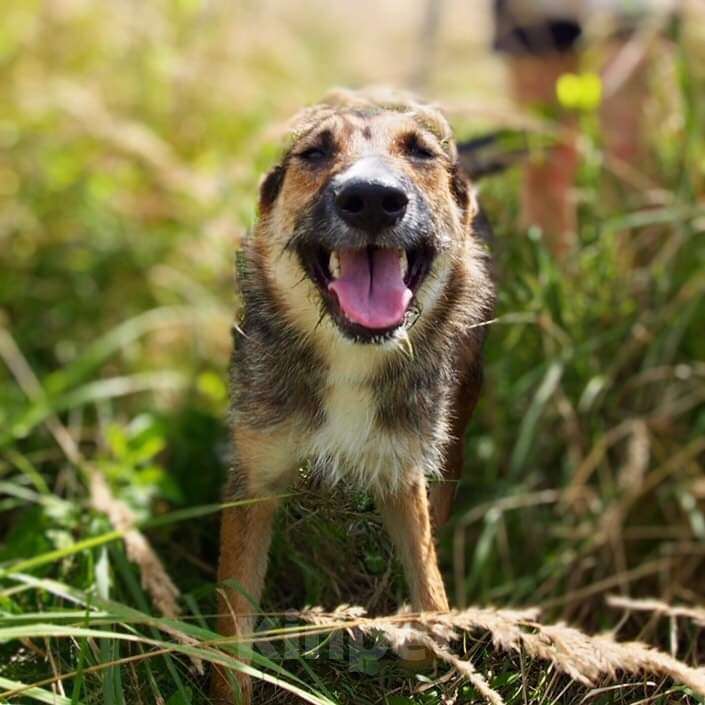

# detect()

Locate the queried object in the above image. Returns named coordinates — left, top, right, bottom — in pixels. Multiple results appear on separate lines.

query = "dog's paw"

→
left=398, top=643, right=438, bottom=672
left=210, top=666, right=252, bottom=705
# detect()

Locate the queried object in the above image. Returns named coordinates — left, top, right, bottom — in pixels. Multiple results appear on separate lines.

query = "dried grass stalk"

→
left=381, top=622, right=506, bottom=705
left=296, top=604, right=705, bottom=702
left=607, top=594, right=705, bottom=628
left=90, top=473, right=181, bottom=619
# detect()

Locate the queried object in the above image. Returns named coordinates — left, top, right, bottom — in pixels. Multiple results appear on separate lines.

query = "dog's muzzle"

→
left=294, top=157, right=437, bottom=343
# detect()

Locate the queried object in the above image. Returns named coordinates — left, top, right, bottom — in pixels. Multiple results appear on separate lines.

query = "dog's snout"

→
left=335, top=181, right=408, bottom=232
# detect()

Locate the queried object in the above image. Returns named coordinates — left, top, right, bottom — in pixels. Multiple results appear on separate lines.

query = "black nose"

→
left=335, top=180, right=409, bottom=232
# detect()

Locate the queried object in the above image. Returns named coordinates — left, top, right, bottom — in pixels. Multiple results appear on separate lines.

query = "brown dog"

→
left=212, top=89, right=495, bottom=703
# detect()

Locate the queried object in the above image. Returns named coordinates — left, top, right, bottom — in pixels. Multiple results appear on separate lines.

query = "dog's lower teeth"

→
left=329, top=252, right=341, bottom=278
left=400, top=250, right=408, bottom=278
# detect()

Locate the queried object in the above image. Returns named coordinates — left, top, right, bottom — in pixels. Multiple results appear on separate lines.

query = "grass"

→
left=1, top=1, right=705, bottom=703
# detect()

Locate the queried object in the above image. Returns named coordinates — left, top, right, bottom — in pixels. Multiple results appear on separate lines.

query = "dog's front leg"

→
left=377, top=477, right=449, bottom=613
left=211, top=426, right=296, bottom=705
left=211, top=494, right=279, bottom=704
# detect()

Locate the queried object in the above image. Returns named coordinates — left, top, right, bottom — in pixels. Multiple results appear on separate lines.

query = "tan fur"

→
left=377, top=478, right=449, bottom=612
left=212, top=498, right=280, bottom=704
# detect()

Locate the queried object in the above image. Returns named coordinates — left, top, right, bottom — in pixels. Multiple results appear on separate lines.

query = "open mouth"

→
left=303, top=245, right=434, bottom=340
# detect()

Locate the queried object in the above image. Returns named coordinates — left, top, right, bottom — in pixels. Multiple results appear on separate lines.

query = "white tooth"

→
left=400, top=250, right=408, bottom=278
left=329, top=251, right=341, bottom=278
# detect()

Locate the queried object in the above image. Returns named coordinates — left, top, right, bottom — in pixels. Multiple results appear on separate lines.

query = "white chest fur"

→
left=304, top=338, right=420, bottom=494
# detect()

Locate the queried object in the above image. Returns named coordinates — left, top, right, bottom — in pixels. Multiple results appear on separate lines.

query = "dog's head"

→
left=256, top=89, right=479, bottom=346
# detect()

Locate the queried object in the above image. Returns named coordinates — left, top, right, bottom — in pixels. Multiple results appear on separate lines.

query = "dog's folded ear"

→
left=456, top=130, right=528, bottom=181
left=450, top=161, right=471, bottom=211
left=258, top=164, right=286, bottom=212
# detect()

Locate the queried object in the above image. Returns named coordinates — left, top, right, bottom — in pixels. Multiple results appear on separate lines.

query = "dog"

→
left=212, top=89, right=496, bottom=703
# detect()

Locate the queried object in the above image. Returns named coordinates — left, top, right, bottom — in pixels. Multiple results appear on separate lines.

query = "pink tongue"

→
left=328, top=248, right=412, bottom=329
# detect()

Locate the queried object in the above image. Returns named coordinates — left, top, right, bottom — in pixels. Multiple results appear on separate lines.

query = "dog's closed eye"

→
left=296, top=146, right=328, bottom=162
left=295, top=129, right=335, bottom=164
left=400, top=133, right=438, bottom=161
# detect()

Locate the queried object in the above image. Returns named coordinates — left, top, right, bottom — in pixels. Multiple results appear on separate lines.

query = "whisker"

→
left=313, top=308, right=327, bottom=333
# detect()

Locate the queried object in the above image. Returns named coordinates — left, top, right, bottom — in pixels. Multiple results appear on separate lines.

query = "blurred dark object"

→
left=493, top=0, right=583, bottom=55
left=457, top=130, right=528, bottom=180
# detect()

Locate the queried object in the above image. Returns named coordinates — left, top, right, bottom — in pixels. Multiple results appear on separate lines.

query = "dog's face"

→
left=258, top=93, right=474, bottom=345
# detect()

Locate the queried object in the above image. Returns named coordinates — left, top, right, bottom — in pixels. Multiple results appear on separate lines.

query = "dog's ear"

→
left=452, top=161, right=493, bottom=247
left=258, top=163, right=286, bottom=212
left=450, top=161, right=470, bottom=212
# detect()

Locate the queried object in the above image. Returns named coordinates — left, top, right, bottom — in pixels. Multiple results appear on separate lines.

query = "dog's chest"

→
left=304, top=346, right=418, bottom=490
left=317, top=374, right=376, bottom=453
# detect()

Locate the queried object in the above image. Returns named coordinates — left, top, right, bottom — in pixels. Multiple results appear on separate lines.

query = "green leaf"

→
left=0, top=676, right=77, bottom=705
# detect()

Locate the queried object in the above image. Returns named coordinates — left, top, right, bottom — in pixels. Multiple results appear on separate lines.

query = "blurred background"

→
left=1, top=1, right=705, bottom=703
